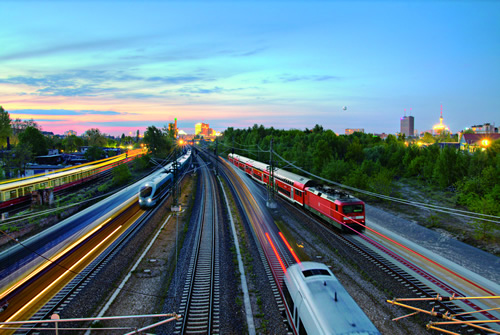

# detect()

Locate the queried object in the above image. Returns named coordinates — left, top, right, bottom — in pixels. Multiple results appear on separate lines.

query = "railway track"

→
left=175, top=156, right=220, bottom=334
left=277, top=196, right=496, bottom=334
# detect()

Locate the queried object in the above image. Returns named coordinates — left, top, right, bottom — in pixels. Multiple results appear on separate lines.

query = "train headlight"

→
left=147, top=198, right=152, bottom=203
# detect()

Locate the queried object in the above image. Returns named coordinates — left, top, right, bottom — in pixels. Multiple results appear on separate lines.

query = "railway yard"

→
left=0, top=148, right=499, bottom=334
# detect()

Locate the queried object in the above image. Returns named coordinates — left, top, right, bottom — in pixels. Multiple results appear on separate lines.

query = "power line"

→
left=271, top=150, right=500, bottom=224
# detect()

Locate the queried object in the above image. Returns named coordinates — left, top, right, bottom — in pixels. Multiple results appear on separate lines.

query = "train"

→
left=0, top=149, right=145, bottom=210
left=282, top=262, right=380, bottom=334
left=228, top=153, right=366, bottom=232
left=138, top=149, right=192, bottom=208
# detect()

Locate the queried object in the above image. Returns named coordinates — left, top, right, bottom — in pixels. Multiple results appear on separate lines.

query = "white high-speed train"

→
left=138, top=149, right=191, bottom=208
left=282, top=262, right=381, bottom=335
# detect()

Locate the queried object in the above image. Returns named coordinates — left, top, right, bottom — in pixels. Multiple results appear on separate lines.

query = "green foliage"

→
left=85, top=128, right=107, bottom=147
left=63, top=134, right=83, bottom=152
left=84, top=146, right=105, bottom=161
left=222, top=124, right=500, bottom=225
left=11, top=142, right=33, bottom=176
left=144, top=125, right=172, bottom=158
left=0, top=106, right=12, bottom=147
left=134, top=154, right=151, bottom=171
left=19, top=126, right=48, bottom=156
left=112, top=164, right=132, bottom=186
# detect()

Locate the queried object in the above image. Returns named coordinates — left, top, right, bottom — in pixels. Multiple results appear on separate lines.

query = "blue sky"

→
left=0, top=0, right=498, bottom=136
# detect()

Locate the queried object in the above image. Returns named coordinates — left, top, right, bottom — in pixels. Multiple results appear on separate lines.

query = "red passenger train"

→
left=228, top=153, right=365, bottom=232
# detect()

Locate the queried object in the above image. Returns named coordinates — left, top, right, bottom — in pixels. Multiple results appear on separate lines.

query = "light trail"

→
left=279, top=232, right=300, bottom=264
left=0, top=217, right=112, bottom=300
left=1, top=225, right=123, bottom=328
left=266, top=233, right=286, bottom=273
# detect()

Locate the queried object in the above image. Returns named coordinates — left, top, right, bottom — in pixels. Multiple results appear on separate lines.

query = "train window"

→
left=24, top=186, right=32, bottom=194
left=296, top=190, right=302, bottom=197
left=140, top=186, right=153, bottom=198
left=9, top=190, right=17, bottom=199
left=294, top=308, right=298, bottom=327
left=302, top=269, right=331, bottom=277
left=335, top=204, right=338, bottom=212
left=282, top=282, right=294, bottom=313
left=18, top=188, right=24, bottom=197
left=343, top=204, right=364, bottom=214
left=299, top=319, right=308, bottom=335
left=277, top=185, right=291, bottom=198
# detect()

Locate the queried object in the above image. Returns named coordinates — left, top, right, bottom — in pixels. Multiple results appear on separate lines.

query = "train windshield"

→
left=343, top=204, right=364, bottom=214
left=140, top=186, right=153, bottom=198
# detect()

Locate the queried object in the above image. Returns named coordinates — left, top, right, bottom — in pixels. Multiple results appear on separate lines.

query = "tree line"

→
left=0, top=106, right=182, bottom=178
left=221, top=124, right=500, bottom=230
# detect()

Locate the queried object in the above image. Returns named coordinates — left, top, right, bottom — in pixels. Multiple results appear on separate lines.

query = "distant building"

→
left=64, top=130, right=77, bottom=136
left=400, top=115, right=414, bottom=137
left=374, top=133, right=389, bottom=140
left=195, top=122, right=210, bottom=136
left=460, top=133, right=500, bottom=152
left=468, top=123, right=498, bottom=134
left=345, top=128, right=364, bottom=135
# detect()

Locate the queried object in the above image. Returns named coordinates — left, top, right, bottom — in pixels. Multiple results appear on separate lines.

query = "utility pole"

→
left=215, top=138, right=218, bottom=176
left=266, top=137, right=277, bottom=208
left=171, top=145, right=179, bottom=208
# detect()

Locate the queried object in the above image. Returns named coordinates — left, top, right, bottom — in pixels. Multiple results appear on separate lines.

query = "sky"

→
left=0, top=0, right=499, bottom=137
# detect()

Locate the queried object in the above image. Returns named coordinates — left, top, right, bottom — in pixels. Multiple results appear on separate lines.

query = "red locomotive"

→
left=228, top=153, right=365, bottom=232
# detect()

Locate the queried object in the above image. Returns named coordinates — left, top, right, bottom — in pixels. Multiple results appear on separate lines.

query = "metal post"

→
left=51, top=313, right=60, bottom=335
left=215, top=138, right=218, bottom=176
left=266, top=137, right=277, bottom=208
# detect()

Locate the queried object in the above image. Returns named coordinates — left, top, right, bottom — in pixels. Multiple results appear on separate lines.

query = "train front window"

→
left=302, top=269, right=331, bottom=277
left=140, top=186, right=152, bottom=198
left=343, top=204, right=364, bottom=214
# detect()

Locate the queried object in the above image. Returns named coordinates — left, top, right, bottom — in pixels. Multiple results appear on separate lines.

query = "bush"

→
left=112, top=164, right=132, bottom=186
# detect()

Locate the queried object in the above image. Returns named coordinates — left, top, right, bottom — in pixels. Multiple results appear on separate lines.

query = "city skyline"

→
left=0, top=1, right=499, bottom=136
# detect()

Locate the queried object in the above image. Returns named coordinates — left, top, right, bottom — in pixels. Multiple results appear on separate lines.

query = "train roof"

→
left=273, top=168, right=315, bottom=189
left=306, top=185, right=363, bottom=204
left=229, top=153, right=315, bottom=189
left=285, top=262, right=380, bottom=335
left=0, top=165, right=96, bottom=191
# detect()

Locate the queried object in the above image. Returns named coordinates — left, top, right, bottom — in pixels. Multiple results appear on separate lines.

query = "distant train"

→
left=0, top=149, right=145, bottom=210
left=139, top=149, right=192, bottom=208
left=282, top=262, right=380, bottom=334
left=228, top=153, right=365, bottom=232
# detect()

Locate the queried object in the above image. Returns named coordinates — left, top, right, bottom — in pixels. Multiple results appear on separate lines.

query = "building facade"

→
left=400, top=115, right=414, bottom=137
left=345, top=128, right=364, bottom=135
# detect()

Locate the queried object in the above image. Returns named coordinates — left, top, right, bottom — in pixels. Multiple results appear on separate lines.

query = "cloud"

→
left=233, top=47, right=268, bottom=57
left=278, top=74, right=341, bottom=82
left=0, top=35, right=158, bottom=62
left=177, top=86, right=224, bottom=94
left=146, top=75, right=204, bottom=84
left=10, top=109, right=123, bottom=116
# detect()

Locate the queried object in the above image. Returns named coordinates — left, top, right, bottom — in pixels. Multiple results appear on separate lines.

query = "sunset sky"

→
left=1, top=1, right=499, bottom=136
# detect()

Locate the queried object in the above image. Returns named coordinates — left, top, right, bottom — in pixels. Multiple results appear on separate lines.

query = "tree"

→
left=19, top=126, right=48, bottom=156
left=0, top=106, right=12, bottom=148
left=11, top=143, right=33, bottom=177
left=112, top=164, right=132, bottom=186
left=63, top=135, right=83, bottom=152
left=84, top=146, right=105, bottom=161
left=85, top=128, right=107, bottom=147
left=144, top=126, right=170, bottom=157
left=421, top=132, right=436, bottom=144
left=11, top=118, right=40, bottom=135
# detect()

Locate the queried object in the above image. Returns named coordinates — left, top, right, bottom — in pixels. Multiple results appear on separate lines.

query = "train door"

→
left=294, top=292, right=305, bottom=334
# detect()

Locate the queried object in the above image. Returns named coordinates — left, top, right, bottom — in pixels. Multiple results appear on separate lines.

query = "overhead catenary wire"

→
left=271, top=150, right=500, bottom=223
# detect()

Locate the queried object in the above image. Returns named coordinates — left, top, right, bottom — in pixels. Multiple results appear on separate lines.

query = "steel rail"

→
left=176, top=155, right=219, bottom=334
